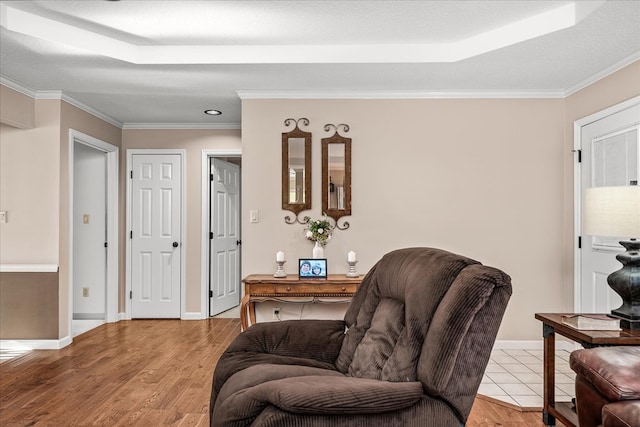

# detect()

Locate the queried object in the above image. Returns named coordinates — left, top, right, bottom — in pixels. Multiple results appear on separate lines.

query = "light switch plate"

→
left=250, top=210, right=259, bottom=223
left=0, top=211, right=6, bottom=223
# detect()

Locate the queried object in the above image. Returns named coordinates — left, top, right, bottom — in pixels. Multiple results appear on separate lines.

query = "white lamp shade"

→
left=583, top=186, right=640, bottom=238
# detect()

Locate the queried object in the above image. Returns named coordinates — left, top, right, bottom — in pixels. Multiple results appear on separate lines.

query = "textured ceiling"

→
left=0, top=1, right=638, bottom=127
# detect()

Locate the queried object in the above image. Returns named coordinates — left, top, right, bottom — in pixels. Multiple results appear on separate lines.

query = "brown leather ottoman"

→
left=570, top=346, right=640, bottom=427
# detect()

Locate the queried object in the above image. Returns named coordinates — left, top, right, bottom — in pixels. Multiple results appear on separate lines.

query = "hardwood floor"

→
left=1, top=319, right=561, bottom=426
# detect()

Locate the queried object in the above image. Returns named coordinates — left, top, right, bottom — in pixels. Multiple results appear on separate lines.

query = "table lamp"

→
left=583, top=184, right=640, bottom=330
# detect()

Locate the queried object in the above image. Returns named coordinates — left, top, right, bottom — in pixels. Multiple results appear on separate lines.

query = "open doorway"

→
left=200, top=150, right=242, bottom=318
left=69, top=130, right=118, bottom=338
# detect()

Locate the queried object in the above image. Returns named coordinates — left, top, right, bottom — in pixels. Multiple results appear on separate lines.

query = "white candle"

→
left=276, top=251, right=285, bottom=262
left=348, top=251, right=356, bottom=262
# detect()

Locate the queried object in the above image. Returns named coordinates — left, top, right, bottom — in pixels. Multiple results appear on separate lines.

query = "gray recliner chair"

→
left=210, top=247, right=512, bottom=427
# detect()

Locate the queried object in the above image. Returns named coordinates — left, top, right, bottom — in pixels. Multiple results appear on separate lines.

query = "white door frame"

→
left=126, top=149, right=186, bottom=319
left=201, top=149, right=242, bottom=318
left=573, top=96, right=640, bottom=311
left=68, top=130, right=119, bottom=339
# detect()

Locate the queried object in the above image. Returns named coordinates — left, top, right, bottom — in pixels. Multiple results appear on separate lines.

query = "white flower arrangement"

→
left=304, top=216, right=333, bottom=246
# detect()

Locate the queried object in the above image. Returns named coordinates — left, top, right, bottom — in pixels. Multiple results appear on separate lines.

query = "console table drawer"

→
left=273, top=284, right=354, bottom=294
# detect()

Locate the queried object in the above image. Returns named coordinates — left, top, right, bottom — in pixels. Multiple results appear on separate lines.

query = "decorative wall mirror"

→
left=282, top=118, right=312, bottom=224
left=322, top=124, right=351, bottom=230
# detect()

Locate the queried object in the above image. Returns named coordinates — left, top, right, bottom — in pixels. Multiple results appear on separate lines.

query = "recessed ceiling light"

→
left=204, top=109, right=222, bottom=116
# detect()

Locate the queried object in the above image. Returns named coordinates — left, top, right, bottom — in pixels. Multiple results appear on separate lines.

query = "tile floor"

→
left=480, top=348, right=575, bottom=409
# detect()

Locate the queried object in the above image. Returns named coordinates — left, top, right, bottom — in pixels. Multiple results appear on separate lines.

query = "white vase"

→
left=312, top=241, right=324, bottom=259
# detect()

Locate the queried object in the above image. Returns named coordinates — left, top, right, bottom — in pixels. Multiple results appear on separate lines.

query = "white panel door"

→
left=131, top=154, right=182, bottom=318
left=580, top=103, right=639, bottom=313
left=209, top=158, right=241, bottom=316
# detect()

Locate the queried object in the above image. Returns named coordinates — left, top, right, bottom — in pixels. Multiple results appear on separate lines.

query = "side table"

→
left=535, top=313, right=640, bottom=427
left=241, top=274, right=362, bottom=331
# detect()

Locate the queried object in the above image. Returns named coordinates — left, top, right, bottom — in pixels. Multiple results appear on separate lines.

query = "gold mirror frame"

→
left=282, top=118, right=312, bottom=224
left=322, top=124, right=351, bottom=230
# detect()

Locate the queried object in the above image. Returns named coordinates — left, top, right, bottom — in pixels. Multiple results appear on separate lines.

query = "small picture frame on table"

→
left=299, top=259, right=327, bottom=278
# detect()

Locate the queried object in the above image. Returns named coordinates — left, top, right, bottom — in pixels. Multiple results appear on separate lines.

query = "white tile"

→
left=512, top=372, right=543, bottom=384
left=517, top=356, right=542, bottom=365
left=502, top=364, right=534, bottom=374
left=484, top=363, right=507, bottom=373
left=557, top=382, right=576, bottom=395
left=528, top=364, right=545, bottom=374
left=492, top=355, right=520, bottom=364
left=526, top=383, right=543, bottom=396
left=556, top=364, right=575, bottom=374
left=478, top=383, right=507, bottom=396
left=512, top=395, right=543, bottom=408
left=503, top=349, right=530, bottom=357
left=555, top=373, right=575, bottom=384
left=488, top=395, right=519, bottom=406
left=481, top=375, right=493, bottom=384
left=499, top=383, right=538, bottom=396
left=486, top=372, right=520, bottom=383
left=526, top=349, right=543, bottom=358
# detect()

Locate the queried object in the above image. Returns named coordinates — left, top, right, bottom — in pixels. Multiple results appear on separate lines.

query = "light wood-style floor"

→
left=0, top=319, right=562, bottom=426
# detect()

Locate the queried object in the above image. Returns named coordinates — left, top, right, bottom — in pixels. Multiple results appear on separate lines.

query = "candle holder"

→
left=274, top=260, right=287, bottom=278
left=346, top=260, right=358, bottom=277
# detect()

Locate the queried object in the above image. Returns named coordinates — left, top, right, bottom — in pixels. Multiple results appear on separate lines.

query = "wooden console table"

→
left=535, top=313, right=640, bottom=427
left=241, top=274, right=362, bottom=331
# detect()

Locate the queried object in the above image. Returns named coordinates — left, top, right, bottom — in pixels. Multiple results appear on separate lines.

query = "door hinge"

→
left=104, top=242, right=108, bottom=248
left=130, top=231, right=133, bottom=239
left=236, top=240, right=242, bottom=246
left=210, top=232, right=213, bottom=239
left=210, top=173, right=214, bottom=181
left=209, top=290, right=213, bottom=298
left=573, top=149, right=582, bottom=163
left=129, top=291, right=132, bottom=299
left=578, top=236, right=582, bottom=249
left=130, top=170, right=133, bottom=179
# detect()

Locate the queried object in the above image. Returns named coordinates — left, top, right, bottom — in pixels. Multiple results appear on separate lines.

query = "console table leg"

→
left=542, top=410, right=556, bottom=426
left=543, top=323, right=556, bottom=426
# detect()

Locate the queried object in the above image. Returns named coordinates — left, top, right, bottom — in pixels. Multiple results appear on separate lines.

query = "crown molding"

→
left=0, top=75, right=36, bottom=97
left=0, top=76, right=123, bottom=128
left=237, top=89, right=566, bottom=100
left=122, top=122, right=241, bottom=130
left=563, top=52, right=640, bottom=97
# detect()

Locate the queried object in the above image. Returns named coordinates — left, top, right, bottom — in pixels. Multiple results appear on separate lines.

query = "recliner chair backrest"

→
left=335, top=247, right=512, bottom=421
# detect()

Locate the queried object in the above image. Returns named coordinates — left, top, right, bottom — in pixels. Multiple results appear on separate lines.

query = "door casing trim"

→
left=68, top=130, right=119, bottom=341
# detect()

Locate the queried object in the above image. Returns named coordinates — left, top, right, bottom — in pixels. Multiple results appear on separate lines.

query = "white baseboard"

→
left=1, top=335, right=72, bottom=350
left=182, top=311, right=205, bottom=320
left=494, top=340, right=579, bottom=352
left=118, top=312, right=129, bottom=321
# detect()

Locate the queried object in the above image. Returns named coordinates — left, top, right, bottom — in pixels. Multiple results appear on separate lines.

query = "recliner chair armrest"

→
left=225, top=319, right=346, bottom=363
left=262, top=376, right=424, bottom=414
left=213, top=376, right=424, bottom=426
left=211, top=320, right=347, bottom=410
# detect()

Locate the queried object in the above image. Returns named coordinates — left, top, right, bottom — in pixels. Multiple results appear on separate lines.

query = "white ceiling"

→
left=1, top=1, right=639, bottom=128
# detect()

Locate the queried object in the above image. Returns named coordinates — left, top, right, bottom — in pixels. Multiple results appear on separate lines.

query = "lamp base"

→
left=608, top=239, right=640, bottom=331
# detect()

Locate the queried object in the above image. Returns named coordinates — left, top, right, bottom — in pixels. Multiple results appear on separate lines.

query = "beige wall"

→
left=122, top=129, right=242, bottom=313
left=0, top=99, right=61, bottom=264
left=241, top=61, right=640, bottom=340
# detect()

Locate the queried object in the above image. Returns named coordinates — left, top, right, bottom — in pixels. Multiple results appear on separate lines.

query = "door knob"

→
left=172, top=242, right=179, bottom=248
